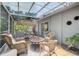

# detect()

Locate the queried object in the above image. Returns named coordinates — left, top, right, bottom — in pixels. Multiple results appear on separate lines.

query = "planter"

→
left=68, top=45, right=79, bottom=51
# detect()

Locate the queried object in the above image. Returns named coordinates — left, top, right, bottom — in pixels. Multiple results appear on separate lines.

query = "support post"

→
left=8, top=14, right=10, bottom=33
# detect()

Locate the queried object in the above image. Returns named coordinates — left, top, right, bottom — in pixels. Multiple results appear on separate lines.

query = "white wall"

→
left=37, top=5, right=79, bottom=46
left=50, top=14, right=62, bottom=43
left=62, top=5, right=79, bottom=44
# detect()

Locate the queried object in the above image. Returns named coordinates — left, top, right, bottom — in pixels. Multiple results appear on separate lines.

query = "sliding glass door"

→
left=41, top=22, right=49, bottom=36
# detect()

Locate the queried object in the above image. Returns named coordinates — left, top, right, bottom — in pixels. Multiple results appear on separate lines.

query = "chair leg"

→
left=25, top=44, right=28, bottom=54
left=17, top=54, right=20, bottom=56
left=51, top=51, right=57, bottom=56
left=39, top=46, right=41, bottom=56
left=25, top=48, right=28, bottom=54
left=39, top=45, right=43, bottom=56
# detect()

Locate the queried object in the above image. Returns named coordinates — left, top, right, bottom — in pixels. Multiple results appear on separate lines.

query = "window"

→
left=0, top=5, right=8, bottom=48
left=1, top=5, right=8, bottom=33
left=74, top=16, right=79, bottom=20
left=44, top=22, right=48, bottom=32
left=66, top=21, right=72, bottom=25
left=41, top=22, right=49, bottom=36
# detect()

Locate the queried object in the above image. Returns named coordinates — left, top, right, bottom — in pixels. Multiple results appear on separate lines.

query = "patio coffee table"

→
left=30, top=36, right=44, bottom=44
left=30, top=36, right=44, bottom=51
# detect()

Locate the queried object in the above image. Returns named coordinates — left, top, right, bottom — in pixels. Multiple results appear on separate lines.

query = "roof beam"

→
left=10, top=13, right=35, bottom=18
left=17, top=2, right=19, bottom=12
left=38, top=2, right=66, bottom=19
left=37, top=2, right=65, bottom=18
left=1, top=2, right=10, bottom=14
left=36, top=2, right=50, bottom=14
left=28, top=2, right=35, bottom=13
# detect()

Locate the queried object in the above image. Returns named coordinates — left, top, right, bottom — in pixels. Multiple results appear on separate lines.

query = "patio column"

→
left=38, top=21, right=40, bottom=36
left=10, top=16, right=15, bottom=35
left=8, top=14, right=10, bottom=33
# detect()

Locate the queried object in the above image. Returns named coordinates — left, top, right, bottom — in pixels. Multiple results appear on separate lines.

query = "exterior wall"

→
left=37, top=5, right=79, bottom=46
left=50, top=14, right=62, bottom=43
left=62, top=5, right=79, bottom=44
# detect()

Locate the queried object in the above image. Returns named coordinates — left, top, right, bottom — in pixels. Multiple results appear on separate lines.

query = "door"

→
left=41, top=22, right=49, bottom=36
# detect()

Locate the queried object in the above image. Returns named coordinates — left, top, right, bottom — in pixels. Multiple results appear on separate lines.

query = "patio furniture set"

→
left=0, top=32, right=57, bottom=56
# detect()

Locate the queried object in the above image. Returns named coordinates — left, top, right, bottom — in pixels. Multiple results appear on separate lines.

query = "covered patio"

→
left=0, top=2, right=79, bottom=56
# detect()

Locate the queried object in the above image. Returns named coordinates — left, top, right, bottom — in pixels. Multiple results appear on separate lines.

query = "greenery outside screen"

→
left=0, top=5, right=8, bottom=48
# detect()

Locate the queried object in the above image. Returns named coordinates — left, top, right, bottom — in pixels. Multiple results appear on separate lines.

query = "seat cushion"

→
left=13, top=40, right=26, bottom=44
left=44, top=46, right=49, bottom=51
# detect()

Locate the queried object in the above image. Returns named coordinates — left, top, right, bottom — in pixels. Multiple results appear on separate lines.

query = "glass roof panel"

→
left=30, top=2, right=47, bottom=13
left=37, top=8, right=49, bottom=17
left=37, top=2, right=64, bottom=17
left=19, top=2, right=33, bottom=14
left=3, top=2, right=66, bottom=18
left=45, top=2, right=61, bottom=10
left=3, top=2, right=33, bottom=14
left=3, top=2, right=18, bottom=11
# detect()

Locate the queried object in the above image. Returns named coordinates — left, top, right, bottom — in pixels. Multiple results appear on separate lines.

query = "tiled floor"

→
left=1, top=42, right=77, bottom=56
left=20, top=43, right=41, bottom=56
left=20, top=42, right=77, bottom=56
left=14, top=36, right=79, bottom=56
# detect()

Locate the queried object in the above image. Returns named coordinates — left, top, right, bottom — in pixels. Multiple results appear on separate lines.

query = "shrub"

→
left=65, top=33, right=79, bottom=47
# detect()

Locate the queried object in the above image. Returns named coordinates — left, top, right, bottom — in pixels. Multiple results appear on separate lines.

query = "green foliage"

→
left=0, top=17, right=8, bottom=33
left=65, top=33, right=79, bottom=46
left=14, top=22, right=30, bottom=33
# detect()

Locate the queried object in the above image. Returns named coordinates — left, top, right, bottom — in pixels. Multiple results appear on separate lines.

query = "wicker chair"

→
left=46, top=32, right=55, bottom=40
left=40, top=39, right=57, bottom=56
left=1, top=33, right=27, bottom=55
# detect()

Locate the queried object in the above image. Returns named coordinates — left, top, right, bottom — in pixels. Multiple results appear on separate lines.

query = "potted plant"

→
left=65, top=33, right=79, bottom=49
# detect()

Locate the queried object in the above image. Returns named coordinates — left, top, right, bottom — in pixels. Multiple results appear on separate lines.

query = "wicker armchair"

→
left=1, top=33, right=27, bottom=55
left=40, top=39, right=57, bottom=56
left=46, top=32, right=55, bottom=40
